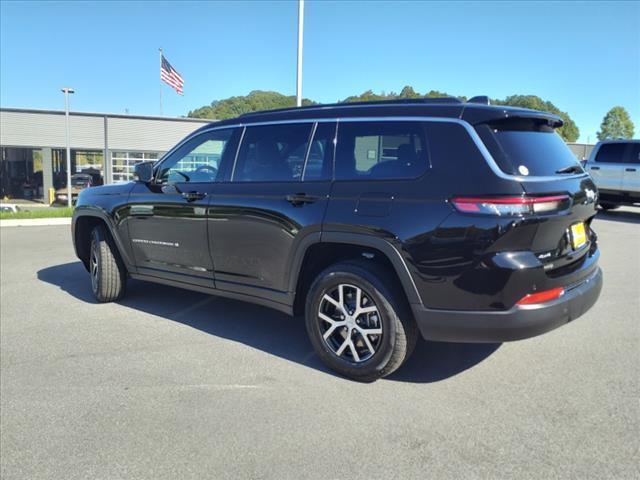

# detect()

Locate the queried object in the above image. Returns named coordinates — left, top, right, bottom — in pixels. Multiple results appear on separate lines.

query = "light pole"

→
left=61, top=87, right=74, bottom=207
left=296, top=0, right=304, bottom=107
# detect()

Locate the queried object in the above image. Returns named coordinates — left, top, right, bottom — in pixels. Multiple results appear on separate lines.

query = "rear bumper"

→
left=412, top=267, right=603, bottom=343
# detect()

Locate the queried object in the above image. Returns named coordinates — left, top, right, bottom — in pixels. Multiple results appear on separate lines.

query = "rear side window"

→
left=233, top=123, right=313, bottom=182
left=335, top=121, right=428, bottom=180
left=303, top=122, right=335, bottom=181
left=625, top=143, right=639, bottom=164
left=595, top=143, right=629, bottom=164
left=476, top=120, right=580, bottom=176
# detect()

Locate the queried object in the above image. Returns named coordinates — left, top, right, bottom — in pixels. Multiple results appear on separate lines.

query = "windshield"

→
left=475, top=120, right=582, bottom=177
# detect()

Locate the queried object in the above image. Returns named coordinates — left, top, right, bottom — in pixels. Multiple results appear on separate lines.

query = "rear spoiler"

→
left=460, top=97, right=564, bottom=128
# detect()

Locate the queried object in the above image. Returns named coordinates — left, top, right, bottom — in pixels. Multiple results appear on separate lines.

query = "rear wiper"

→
left=555, top=164, right=583, bottom=174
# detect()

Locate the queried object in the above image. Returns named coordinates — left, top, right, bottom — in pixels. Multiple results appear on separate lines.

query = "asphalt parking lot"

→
left=1, top=208, right=639, bottom=479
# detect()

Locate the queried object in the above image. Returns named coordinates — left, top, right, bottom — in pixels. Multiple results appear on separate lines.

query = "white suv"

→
left=585, top=140, right=640, bottom=209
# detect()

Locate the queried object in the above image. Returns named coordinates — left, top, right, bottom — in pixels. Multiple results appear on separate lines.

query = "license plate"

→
left=570, top=222, right=587, bottom=249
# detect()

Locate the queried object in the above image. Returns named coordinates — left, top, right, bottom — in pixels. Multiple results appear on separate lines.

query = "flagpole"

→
left=159, top=48, right=163, bottom=116
left=296, top=0, right=304, bottom=107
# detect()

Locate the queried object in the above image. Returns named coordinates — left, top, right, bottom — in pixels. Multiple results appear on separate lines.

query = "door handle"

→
left=625, top=168, right=636, bottom=172
left=286, top=193, right=318, bottom=206
left=181, top=191, right=207, bottom=202
left=590, top=166, right=600, bottom=170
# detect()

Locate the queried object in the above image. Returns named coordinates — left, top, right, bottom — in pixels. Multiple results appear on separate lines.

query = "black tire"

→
left=305, top=261, right=418, bottom=382
left=599, top=202, right=620, bottom=211
left=89, top=224, right=127, bottom=302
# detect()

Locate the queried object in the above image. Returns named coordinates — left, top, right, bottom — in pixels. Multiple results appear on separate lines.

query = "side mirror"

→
left=133, top=161, right=154, bottom=183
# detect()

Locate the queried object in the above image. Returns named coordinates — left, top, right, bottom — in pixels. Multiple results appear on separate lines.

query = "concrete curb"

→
left=0, top=218, right=72, bottom=227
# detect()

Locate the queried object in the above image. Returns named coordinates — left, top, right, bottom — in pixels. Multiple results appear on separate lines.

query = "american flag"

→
left=160, top=54, right=184, bottom=95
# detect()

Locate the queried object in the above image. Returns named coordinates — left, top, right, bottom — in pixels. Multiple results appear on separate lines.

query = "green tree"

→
left=188, top=90, right=315, bottom=120
left=188, top=89, right=580, bottom=142
left=492, top=95, right=579, bottom=142
left=597, top=106, right=635, bottom=140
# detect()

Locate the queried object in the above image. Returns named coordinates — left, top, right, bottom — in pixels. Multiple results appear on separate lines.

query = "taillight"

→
left=516, top=287, right=565, bottom=306
left=451, top=195, right=570, bottom=216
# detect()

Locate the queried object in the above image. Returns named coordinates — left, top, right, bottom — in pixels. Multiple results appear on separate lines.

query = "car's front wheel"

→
left=89, top=224, right=127, bottom=302
left=305, top=262, right=418, bottom=382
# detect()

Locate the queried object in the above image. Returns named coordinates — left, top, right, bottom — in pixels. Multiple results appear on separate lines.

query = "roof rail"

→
left=239, top=97, right=464, bottom=117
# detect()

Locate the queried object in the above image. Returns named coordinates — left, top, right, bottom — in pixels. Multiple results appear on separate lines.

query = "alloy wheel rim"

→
left=90, top=242, right=99, bottom=292
left=318, top=283, right=382, bottom=363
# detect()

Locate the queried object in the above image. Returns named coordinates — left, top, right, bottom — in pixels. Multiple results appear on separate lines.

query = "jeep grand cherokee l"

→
left=72, top=98, right=603, bottom=381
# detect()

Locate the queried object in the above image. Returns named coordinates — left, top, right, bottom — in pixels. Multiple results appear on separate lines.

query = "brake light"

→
left=516, top=287, right=565, bottom=306
left=451, top=195, right=570, bottom=216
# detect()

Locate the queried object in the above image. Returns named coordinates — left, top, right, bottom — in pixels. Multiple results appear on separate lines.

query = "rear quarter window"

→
left=475, top=120, right=581, bottom=176
left=335, top=121, right=429, bottom=180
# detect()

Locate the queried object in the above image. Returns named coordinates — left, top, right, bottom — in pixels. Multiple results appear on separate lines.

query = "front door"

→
left=209, top=121, right=336, bottom=304
left=126, top=128, right=239, bottom=288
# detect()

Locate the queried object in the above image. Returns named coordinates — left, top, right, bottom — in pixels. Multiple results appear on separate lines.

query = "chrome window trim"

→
left=157, top=116, right=587, bottom=183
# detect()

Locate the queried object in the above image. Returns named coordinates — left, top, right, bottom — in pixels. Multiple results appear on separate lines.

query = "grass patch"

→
left=0, top=207, right=74, bottom=220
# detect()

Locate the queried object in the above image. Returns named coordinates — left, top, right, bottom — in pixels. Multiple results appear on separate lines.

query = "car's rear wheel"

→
left=305, top=262, right=418, bottom=382
left=599, top=202, right=620, bottom=211
left=89, top=224, right=126, bottom=302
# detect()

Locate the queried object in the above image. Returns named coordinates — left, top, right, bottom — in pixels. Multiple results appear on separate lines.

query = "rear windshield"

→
left=475, top=120, right=582, bottom=176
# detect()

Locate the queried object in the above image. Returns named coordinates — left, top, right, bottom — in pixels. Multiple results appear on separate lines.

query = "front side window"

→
left=157, top=129, right=234, bottom=183
left=595, top=143, right=629, bottom=164
left=335, top=122, right=428, bottom=180
left=233, top=123, right=313, bottom=182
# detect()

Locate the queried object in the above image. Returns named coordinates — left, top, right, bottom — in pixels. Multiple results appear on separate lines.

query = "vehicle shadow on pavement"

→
left=38, top=261, right=500, bottom=384
left=596, top=208, right=640, bottom=224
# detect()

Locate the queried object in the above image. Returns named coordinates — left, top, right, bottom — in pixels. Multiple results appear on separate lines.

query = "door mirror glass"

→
left=133, top=161, right=154, bottom=183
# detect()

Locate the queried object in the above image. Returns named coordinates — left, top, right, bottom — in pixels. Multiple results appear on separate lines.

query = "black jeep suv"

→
left=72, top=98, right=603, bottom=381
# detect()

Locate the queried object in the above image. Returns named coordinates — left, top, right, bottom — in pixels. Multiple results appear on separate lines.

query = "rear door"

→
left=587, top=142, right=627, bottom=191
left=209, top=121, right=335, bottom=303
left=622, top=142, right=640, bottom=194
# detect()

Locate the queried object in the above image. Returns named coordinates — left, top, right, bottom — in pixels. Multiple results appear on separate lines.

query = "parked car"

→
left=0, top=203, right=21, bottom=213
left=55, top=173, right=93, bottom=205
left=72, top=98, right=603, bottom=381
left=584, top=140, right=640, bottom=209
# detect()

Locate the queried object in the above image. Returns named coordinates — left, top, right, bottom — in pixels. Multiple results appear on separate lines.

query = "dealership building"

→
left=0, top=108, right=212, bottom=201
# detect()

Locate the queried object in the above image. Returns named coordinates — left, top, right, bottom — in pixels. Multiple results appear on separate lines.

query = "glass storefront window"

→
left=111, top=151, right=161, bottom=183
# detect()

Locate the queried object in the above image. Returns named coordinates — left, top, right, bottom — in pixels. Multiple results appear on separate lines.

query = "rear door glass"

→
left=595, top=143, right=629, bottom=164
left=475, top=121, right=581, bottom=176
left=625, top=144, right=640, bottom=164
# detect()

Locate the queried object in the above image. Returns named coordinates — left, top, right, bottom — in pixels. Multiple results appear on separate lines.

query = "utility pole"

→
left=159, top=48, right=164, bottom=116
left=61, top=87, right=75, bottom=207
left=296, top=0, right=304, bottom=107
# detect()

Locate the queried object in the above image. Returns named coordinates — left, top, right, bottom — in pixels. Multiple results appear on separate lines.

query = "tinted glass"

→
left=233, top=123, right=313, bottom=182
left=335, top=122, right=428, bottom=180
left=595, top=143, right=629, bottom=164
left=476, top=121, right=580, bottom=176
left=625, top=143, right=640, bottom=164
left=303, top=122, right=335, bottom=181
left=158, top=129, right=234, bottom=183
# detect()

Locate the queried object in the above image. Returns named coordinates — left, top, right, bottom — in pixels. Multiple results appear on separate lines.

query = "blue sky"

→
left=1, top=0, right=638, bottom=142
